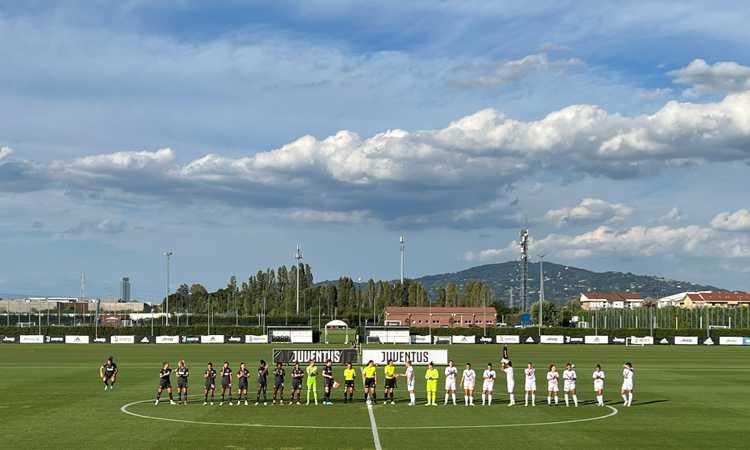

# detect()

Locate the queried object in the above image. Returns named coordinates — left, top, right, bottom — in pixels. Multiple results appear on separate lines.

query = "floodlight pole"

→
left=163, top=251, right=173, bottom=326
left=538, top=254, right=545, bottom=337
left=295, top=245, right=303, bottom=316
left=400, top=236, right=405, bottom=284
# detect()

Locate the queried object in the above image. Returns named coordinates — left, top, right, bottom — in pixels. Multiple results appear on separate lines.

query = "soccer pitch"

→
left=1, top=344, right=747, bottom=449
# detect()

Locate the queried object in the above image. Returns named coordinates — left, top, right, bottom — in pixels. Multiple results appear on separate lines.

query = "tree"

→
left=530, top=300, right=559, bottom=326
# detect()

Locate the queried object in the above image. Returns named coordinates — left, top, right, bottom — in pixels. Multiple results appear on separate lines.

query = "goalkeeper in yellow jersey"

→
left=425, top=362, right=439, bottom=406
left=305, top=359, right=319, bottom=405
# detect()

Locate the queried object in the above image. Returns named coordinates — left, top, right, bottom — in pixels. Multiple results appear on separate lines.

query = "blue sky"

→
left=2, top=0, right=750, bottom=299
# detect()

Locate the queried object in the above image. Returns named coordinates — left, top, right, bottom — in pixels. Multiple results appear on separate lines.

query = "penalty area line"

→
left=366, top=403, right=383, bottom=450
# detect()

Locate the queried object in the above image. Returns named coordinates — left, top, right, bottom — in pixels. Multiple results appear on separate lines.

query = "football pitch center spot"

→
left=120, top=398, right=619, bottom=430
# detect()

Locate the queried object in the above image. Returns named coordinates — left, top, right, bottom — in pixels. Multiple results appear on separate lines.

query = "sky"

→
left=2, top=0, right=750, bottom=299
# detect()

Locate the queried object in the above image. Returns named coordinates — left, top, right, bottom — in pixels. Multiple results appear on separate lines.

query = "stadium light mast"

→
left=163, top=251, right=173, bottom=326
left=295, top=244, right=303, bottom=315
left=400, top=236, right=405, bottom=284
left=538, top=254, right=545, bottom=336
left=519, top=229, right=529, bottom=313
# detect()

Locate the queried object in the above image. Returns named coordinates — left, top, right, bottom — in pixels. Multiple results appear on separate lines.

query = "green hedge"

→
left=406, top=326, right=750, bottom=339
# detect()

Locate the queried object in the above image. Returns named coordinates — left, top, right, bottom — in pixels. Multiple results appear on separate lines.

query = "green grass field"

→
left=1, top=344, right=748, bottom=449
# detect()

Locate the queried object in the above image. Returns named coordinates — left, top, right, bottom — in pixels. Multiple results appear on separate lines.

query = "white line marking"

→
left=367, top=403, right=383, bottom=450
left=120, top=398, right=618, bottom=430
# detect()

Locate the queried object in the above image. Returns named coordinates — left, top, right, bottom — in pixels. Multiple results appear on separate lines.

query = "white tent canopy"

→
left=324, top=319, right=349, bottom=328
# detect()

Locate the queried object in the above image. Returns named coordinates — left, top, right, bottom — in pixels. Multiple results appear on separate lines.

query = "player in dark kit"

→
left=99, top=356, right=118, bottom=391
left=176, top=359, right=190, bottom=405
left=256, top=360, right=269, bottom=406
left=322, top=359, right=335, bottom=405
left=219, top=361, right=233, bottom=406
left=237, top=362, right=250, bottom=406
left=203, top=362, right=217, bottom=405
left=155, top=362, right=176, bottom=406
left=272, top=361, right=285, bottom=405
left=291, top=362, right=304, bottom=405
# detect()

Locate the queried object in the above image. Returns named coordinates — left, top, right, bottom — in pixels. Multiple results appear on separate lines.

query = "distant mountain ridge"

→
left=412, top=261, right=723, bottom=304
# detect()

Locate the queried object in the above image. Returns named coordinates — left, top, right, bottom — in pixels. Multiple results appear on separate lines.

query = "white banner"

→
left=496, top=335, right=520, bottom=344
left=674, top=336, right=698, bottom=345
left=200, top=335, right=225, bottom=344
left=19, top=335, right=44, bottom=344
left=451, top=335, right=476, bottom=344
left=630, top=336, right=654, bottom=345
left=584, top=335, right=608, bottom=345
left=362, top=349, right=449, bottom=365
left=540, top=335, right=564, bottom=344
left=65, top=335, right=90, bottom=344
left=719, top=336, right=744, bottom=346
left=155, top=335, right=179, bottom=344
left=111, top=335, right=135, bottom=344
left=245, top=335, right=269, bottom=344
left=411, top=335, right=431, bottom=344
left=368, top=329, right=410, bottom=344
left=290, top=330, right=313, bottom=343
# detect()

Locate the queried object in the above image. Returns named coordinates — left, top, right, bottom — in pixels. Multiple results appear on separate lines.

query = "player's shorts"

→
left=221, top=379, right=231, bottom=388
left=292, top=380, right=302, bottom=390
left=463, top=382, right=475, bottom=391
left=385, top=378, right=396, bottom=389
left=238, top=380, right=248, bottom=390
left=506, top=381, right=515, bottom=393
left=103, top=375, right=115, bottom=383
left=274, top=381, right=284, bottom=390
left=547, top=382, right=559, bottom=392
left=564, top=381, right=576, bottom=391
left=177, top=378, right=188, bottom=389
left=445, top=379, right=456, bottom=391
left=621, top=381, right=633, bottom=391
left=205, top=382, right=215, bottom=390
left=407, top=379, right=415, bottom=391
left=364, top=377, right=376, bottom=388
left=482, top=381, right=494, bottom=392
left=325, top=378, right=335, bottom=388
left=258, top=381, right=267, bottom=389
left=594, top=380, right=604, bottom=391
left=426, top=381, right=438, bottom=393
left=525, top=380, right=536, bottom=391
left=159, top=379, right=171, bottom=389
left=306, top=379, right=316, bottom=388
left=345, top=380, right=355, bottom=388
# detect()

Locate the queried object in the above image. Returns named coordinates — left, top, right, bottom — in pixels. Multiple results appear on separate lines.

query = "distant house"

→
left=670, top=292, right=750, bottom=309
left=383, top=306, right=497, bottom=328
left=657, top=291, right=712, bottom=309
left=579, top=292, right=643, bottom=310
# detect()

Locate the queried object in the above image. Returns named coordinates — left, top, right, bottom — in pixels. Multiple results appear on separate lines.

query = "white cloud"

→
left=711, top=209, right=750, bottom=232
left=657, top=207, right=685, bottom=223
left=454, top=53, right=584, bottom=87
left=669, top=59, right=750, bottom=96
left=62, top=218, right=130, bottom=236
left=545, top=198, right=633, bottom=226
left=0, top=146, right=12, bottom=160
left=465, top=223, right=750, bottom=262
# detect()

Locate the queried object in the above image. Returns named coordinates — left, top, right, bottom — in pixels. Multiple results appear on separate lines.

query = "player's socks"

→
left=524, top=393, right=528, bottom=406
left=564, top=394, right=570, bottom=406
left=531, top=394, right=535, bottom=406
left=509, top=394, right=514, bottom=405
left=621, top=393, right=627, bottom=404
left=451, top=393, right=456, bottom=405
left=627, top=393, right=633, bottom=406
left=572, top=394, right=578, bottom=407
left=554, top=395, right=559, bottom=405
left=547, top=395, right=551, bottom=405
left=481, top=393, right=486, bottom=405
left=596, top=395, right=603, bottom=406
left=409, top=392, right=415, bottom=404
left=488, top=394, right=492, bottom=405
left=444, top=393, right=449, bottom=405
left=464, top=395, right=468, bottom=406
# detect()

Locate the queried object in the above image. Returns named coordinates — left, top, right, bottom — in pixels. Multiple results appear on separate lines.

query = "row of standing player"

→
left=141, top=358, right=634, bottom=408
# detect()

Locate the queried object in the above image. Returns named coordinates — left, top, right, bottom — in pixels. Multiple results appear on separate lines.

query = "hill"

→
left=413, top=261, right=723, bottom=305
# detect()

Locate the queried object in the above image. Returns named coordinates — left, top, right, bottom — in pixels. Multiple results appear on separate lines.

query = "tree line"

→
left=165, top=264, right=510, bottom=325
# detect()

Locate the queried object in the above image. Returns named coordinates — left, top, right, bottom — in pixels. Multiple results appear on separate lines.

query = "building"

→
left=98, top=301, right=145, bottom=313
left=383, top=306, right=497, bottom=328
left=121, top=277, right=131, bottom=302
left=670, top=292, right=750, bottom=309
left=657, top=291, right=712, bottom=308
left=579, top=292, right=644, bottom=310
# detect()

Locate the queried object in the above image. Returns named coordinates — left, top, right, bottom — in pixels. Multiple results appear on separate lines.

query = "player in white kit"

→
left=524, top=362, right=536, bottom=407
left=621, top=362, right=634, bottom=407
left=546, top=364, right=559, bottom=405
left=503, top=361, right=515, bottom=406
left=460, top=362, right=476, bottom=406
left=403, top=360, right=416, bottom=406
left=562, top=362, right=578, bottom=407
left=481, top=363, right=496, bottom=405
left=444, top=360, right=458, bottom=405
left=593, top=364, right=605, bottom=406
